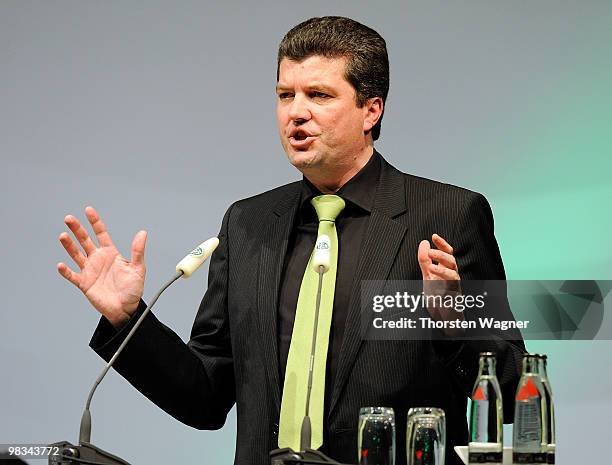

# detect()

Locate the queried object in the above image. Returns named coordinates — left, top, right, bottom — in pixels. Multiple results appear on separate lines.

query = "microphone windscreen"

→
left=176, top=237, right=220, bottom=278
left=311, top=234, right=331, bottom=273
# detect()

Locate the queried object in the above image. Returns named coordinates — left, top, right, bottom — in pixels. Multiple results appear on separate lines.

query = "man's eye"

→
left=311, top=92, right=330, bottom=99
left=278, top=93, right=293, bottom=100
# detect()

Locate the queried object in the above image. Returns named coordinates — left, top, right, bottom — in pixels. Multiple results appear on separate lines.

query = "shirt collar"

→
left=300, top=150, right=381, bottom=215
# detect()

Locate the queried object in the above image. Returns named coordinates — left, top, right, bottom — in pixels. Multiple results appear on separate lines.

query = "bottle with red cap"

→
left=513, top=353, right=548, bottom=464
left=468, top=352, right=503, bottom=464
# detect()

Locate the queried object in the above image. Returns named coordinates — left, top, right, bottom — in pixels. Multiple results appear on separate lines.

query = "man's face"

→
left=276, top=55, right=373, bottom=174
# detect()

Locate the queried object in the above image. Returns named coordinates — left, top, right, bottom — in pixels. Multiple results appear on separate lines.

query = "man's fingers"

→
left=432, top=233, right=453, bottom=254
left=417, top=240, right=431, bottom=266
left=428, top=263, right=460, bottom=280
left=64, top=214, right=97, bottom=255
left=58, top=232, right=86, bottom=269
left=57, top=262, right=80, bottom=287
left=131, top=230, right=147, bottom=267
left=428, top=248, right=457, bottom=270
left=85, top=206, right=115, bottom=248
left=417, top=240, right=432, bottom=277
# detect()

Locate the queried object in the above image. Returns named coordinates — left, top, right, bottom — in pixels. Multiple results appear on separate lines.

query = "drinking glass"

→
left=358, top=406, right=396, bottom=465
left=406, top=407, right=446, bottom=465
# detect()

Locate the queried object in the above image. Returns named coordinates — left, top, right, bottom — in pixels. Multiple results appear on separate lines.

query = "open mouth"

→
left=289, top=129, right=316, bottom=149
left=293, top=129, right=309, bottom=141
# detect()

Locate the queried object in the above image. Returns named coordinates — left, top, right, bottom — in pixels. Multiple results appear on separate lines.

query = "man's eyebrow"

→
left=307, top=83, right=336, bottom=93
left=275, top=83, right=336, bottom=93
left=275, top=82, right=298, bottom=91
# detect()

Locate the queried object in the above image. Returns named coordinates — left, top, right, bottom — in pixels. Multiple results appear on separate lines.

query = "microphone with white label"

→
left=300, top=234, right=331, bottom=451
left=311, top=234, right=331, bottom=273
left=270, top=234, right=347, bottom=464
left=49, top=237, right=219, bottom=465
left=175, top=237, right=220, bottom=278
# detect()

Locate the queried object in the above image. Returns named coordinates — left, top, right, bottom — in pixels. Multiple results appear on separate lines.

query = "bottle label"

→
left=515, top=400, right=542, bottom=446
left=546, top=444, right=556, bottom=464
left=473, top=386, right=487, bottom=401
left=516, top=378, right=539, bottom=401
left=513, top=452, right=547, bottom=463
left=472, top=399, right=489, bottom=442
left=468, top=451, right=502, bottom=463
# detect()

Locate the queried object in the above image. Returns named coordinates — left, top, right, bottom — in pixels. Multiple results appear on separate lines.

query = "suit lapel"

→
left=257, top=185, right=301, bottom=412
left=329, top=157, right=408, bottom=416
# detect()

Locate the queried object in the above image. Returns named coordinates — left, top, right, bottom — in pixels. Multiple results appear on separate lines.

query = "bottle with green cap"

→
left=535, top=354, right=555, bottom=464
left=468, top=352, right=503, bottom=464
left=513, top=354, right=548, bottom=464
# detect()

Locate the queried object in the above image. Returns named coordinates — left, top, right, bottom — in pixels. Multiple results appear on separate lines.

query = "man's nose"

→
left=288, top=94, right=311, bottom=122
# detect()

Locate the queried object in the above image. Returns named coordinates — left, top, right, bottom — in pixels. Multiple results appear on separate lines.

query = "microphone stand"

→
left=48, top=271, right=183, bottom=464
left=270, top=249, right=353, bottom=465
left=48, top=238, right=219, bottom=465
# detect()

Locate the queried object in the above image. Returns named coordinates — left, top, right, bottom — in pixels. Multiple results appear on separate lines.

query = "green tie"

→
left=278, top=194, right=345, bottom=451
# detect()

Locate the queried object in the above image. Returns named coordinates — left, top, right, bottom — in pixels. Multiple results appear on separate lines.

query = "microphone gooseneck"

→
left=270, top=232, right=344, bottom=463
left=79, top=270, right=183, bottom=444
left=78, top=237, right=219, bottom=445
left=299, top=233, right=332, bottom=452
left=300, top=265, right=325, bottom=452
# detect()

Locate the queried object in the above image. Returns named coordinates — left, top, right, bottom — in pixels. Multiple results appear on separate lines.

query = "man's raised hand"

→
left=417, top=233, right=460, bottom=282
left=417, top=234, right=463, bottom=333
left=57, top=206, right=147, bottom=329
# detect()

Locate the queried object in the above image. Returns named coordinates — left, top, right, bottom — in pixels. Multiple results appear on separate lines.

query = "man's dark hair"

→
left=277, top=16, right=389, bottom=141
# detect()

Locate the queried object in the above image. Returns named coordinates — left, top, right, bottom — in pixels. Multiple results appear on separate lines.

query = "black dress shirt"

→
left=277, top=151, right=381, bottom=420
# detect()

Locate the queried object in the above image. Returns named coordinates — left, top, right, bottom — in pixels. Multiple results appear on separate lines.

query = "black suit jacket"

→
left=91, top=154, right=524, bottom=465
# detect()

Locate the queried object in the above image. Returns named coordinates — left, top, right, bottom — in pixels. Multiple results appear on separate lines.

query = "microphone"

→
left=270, top=235, right=349, bottom=465
left=176, top=237, right=220, bottom=277
left=311, top=234, right=331, bottom=273
left=301, top=234, right=331, bottom=450
left=49, top=238, right=219, bottom=465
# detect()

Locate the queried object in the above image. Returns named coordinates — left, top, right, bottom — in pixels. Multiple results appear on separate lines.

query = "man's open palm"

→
left=57, top=206, right=147, bottom=328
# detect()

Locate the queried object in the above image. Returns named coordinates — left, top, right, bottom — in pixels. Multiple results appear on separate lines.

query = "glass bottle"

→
left=536, top=354, right=555, bottom=464
left=468, top=352, right=503, bottom=464
left=513, top=354, right=548, bottom=464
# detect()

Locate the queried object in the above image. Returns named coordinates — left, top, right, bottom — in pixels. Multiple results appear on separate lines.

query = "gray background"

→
left=1, top=1, right=611, bottom=463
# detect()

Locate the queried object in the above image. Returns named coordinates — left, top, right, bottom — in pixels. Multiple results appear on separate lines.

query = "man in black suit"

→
left=57, top=16, right=524, bottom=465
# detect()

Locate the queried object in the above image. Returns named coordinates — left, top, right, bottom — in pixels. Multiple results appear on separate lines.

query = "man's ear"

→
left=363, top=97, right=384, bottom=132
